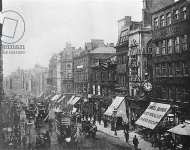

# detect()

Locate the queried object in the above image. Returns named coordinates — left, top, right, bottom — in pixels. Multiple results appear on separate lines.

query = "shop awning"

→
left=70, top=96, right=81, bottom=105
left=168, top=122, right=190, bottom=136
left=104, top=96, right=123, bottom=115
left=56, top=95, right=65, bottom=103
left=135, top=102, right=170, bottom=130
left=51, top=94, right=62, bottom=101
left=67, top=95, right=75, bottom=105
left=104, top=96, right=128, bottom=122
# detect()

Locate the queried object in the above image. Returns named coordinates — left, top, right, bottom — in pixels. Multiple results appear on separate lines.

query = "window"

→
left=169, top=87, right=175, bottom=100
left=175, top=62, right=181, bottom=76
left=166, top=13, right=172, bottom=25
left=155, top=64, right=161, bottom=77
left=160, top=15, right=165, bottom=27
left=183, top=62, right=189, bottom=76
left=162, top=87, right=168, bottom=99
left=154, top=17, right=159, bottom=28
left=176, top=88, right=184, bottom=100
left=167, top=39, right=173, bottom=54
left=162, top=63, right=167, bottom=76
left=174, top=37, right=180, bottom=53
left=168, top=63, right=173, bottom=76
left=174, top=10, right=179, bottom=20
left=182, top=35, right=188, bottom=51
left=162, top=40, right=166, bottom=55
left=155, top=47, right=160, bottom=55
left=182, top=7, right=187, bottom=20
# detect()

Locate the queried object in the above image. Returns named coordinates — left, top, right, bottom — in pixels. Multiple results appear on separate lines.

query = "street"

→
left=0, top=130, right=132, bottom=150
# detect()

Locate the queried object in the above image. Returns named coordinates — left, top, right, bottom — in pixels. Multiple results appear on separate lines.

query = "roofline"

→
left=152, top=0, right=189, bottom=15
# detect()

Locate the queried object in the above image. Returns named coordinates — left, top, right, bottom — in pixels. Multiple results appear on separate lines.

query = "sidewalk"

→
left=96, top=122, right=159, bottom=150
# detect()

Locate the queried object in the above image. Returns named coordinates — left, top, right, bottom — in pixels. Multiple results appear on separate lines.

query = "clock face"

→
left=143, top=82, right=152, bottom=92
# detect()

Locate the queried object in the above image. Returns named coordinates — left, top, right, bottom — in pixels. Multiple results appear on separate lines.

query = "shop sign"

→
left=136, top=102, right=170, bottom=129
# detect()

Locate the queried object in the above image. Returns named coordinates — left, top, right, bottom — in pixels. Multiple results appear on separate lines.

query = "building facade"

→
left=0, top=0, right=3, bottom=102
left=60, top=43, right=75, bottom=93
left=47, top=54, right=57, bottom=93
left=151, top=0, right=190, bottom=121
left=73, top=39, right=116, bottom=97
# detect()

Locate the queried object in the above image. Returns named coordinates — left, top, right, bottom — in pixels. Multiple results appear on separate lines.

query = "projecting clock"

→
left=143, top=82, right=152, bottom=92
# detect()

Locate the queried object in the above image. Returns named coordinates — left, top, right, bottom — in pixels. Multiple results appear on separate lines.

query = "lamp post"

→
left=113, top=108, right=117, bottom=136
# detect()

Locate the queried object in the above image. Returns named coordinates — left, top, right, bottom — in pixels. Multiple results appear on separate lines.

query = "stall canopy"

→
left=135, top=102, right=170, bottom=130
left=168, top=122, right=190, bottom=136
left=70, top=96, right=81, bottom=105
left=67, top=95, right=75, bottom=105
left=51, top=94, right=62, bottom=101
left=56, top=95, right=65, bottom=103
left=104, top=96, right=128, bottom=122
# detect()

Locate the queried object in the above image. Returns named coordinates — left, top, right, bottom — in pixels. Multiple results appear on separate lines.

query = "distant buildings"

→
left=4, top=65, right=48, bottom=97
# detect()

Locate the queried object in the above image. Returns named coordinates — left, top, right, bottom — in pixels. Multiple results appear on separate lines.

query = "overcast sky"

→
left=3, top=0, right=142, bottom=76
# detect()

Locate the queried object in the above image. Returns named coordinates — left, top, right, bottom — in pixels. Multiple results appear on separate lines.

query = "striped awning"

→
left=70, top=96, right=81, bottom=105
left=67, top=95, right=75, bottom=105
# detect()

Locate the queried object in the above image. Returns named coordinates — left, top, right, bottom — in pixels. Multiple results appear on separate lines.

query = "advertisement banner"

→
left=135, top=102, right=170, bottom=129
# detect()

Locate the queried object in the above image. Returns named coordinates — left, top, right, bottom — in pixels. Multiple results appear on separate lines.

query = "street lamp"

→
left=113, top=108, right=117, bottom=136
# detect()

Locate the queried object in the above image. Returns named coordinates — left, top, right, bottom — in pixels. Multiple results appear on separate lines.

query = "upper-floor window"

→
left=168, top=63, right=173, bottom=76
left=155, top=64, right=161, bottom=77
left=183, top=62, right=189, bottom=76
left=174, top=10, right=179, bottom=20
left=162, top=63, right=167, bottom=76
left=175, top=62, right=181, bottom=76
left=160, top=15, right=165, bottom=27
left=174, top=37, right=180, bottom=53
left=182, top=7, right=187, bottom=20
left=166, top=13, right=172, bottom=25
left=182, top=34, right=188, bottom=51
left=162, top=40, right=166, bottom=55
left=154, top=17, right=159, bottom=29
left=167, top=39, right=173, bottom=54
left=155, top=47, right=160, bottom=55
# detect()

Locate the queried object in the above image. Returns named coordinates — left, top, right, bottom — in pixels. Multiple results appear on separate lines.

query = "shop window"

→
left=166, top=12, right=172, bottom=25
left=167, top=39, right=173, bottom=54
left=174, top=37, right=180, bottom=53
left=162, top=40, right=166, bottom=55
left=182, top=7, right=187, bottom=20
left=160, top=15, right=165, bottom=27
left=174, top=9, right=179, bottom=20
left=154, top=17, right=159, bottom=29
left=175, top=62, right=181, bottom=76
left=183, top=62, right=189, bottom=76
left=162, top=63, right=167, bottom=76
left=181, top=35, right=188, bottom=51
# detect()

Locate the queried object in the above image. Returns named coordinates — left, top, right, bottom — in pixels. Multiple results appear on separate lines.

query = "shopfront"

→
left=104, top=96, right=127, bottom=130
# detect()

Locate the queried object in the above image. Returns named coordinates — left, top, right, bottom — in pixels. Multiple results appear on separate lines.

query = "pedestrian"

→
left=124, top=130, right=129, bottom=143
left=133, top=135, right=139, bottom=150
